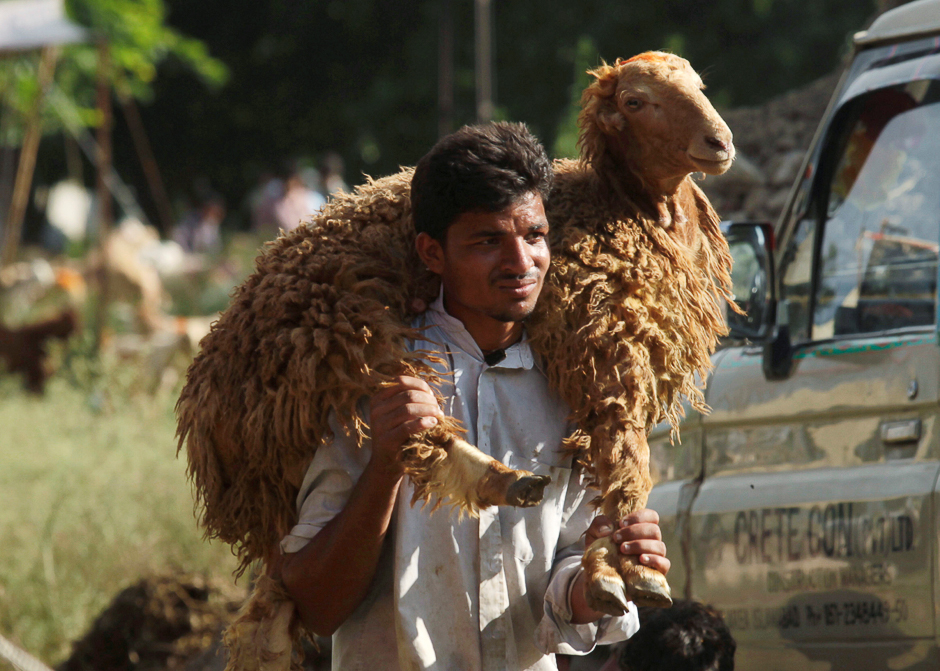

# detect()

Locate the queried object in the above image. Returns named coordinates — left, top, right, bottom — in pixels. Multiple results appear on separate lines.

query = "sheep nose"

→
left=706, top=136, right=729, bottom=153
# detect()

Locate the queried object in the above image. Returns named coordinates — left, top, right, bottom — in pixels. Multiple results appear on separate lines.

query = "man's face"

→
left=417, top=191, right=550, bottom=340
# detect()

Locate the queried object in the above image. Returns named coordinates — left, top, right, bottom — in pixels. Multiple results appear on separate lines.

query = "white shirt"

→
left=281, top=294, right=638, bottom=671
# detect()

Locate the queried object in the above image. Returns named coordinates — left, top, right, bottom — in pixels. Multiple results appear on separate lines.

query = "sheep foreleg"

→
left=402, top=427, right=551, bottom=512
left=581, top=429, right=672, bottom=615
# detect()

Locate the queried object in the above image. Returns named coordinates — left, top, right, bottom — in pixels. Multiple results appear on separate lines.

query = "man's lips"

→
left=495, top=279, right=538, bottom=298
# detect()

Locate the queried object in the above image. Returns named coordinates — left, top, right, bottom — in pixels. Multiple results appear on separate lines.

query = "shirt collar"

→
left=425, top=291, right=534, bottom=370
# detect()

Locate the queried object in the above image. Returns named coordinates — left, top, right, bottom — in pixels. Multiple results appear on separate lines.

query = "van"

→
left=647, top=1, right=940, bottom=667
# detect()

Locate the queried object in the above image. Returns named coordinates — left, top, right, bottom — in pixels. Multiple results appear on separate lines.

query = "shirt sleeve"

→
left=279, top=412, right=372, bottom=554
left=534, top=465, right=640, bottom=654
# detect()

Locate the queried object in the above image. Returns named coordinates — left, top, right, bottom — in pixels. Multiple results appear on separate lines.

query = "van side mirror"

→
left=722, top=222, right=775, bottom=342
left=721, top=221, right=796, bottom=380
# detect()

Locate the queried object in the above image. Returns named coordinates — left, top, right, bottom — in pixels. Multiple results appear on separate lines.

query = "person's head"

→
left=411, top=122, right=553, bottom=242
left=617, top=600, right=736, bottom=671
left=412, top=122, right=553, bottom=349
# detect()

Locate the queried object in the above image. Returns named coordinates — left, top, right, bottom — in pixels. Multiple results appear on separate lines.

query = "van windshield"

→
left=814, top=82, right=940, bottom=339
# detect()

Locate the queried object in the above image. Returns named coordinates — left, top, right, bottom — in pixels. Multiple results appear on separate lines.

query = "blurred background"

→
left=0, top=0, right=916, bottom=668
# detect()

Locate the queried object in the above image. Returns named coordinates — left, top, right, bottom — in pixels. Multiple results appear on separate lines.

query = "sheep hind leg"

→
left=403, top=432, right=551, bottom=511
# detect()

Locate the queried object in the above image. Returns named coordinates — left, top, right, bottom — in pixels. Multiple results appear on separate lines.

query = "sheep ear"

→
left=583, top=65, right=623, bottom=136
left=587, top=61, right=616, bottom=81
left=595, top=108, right=625, bottom=135
left=578, top=64, right=626, bottom=163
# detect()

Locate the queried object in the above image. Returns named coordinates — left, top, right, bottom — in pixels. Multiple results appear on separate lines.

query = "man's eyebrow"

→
left=467, top=228, right=506, bottom=238
left=467, top=222, right=547, bottom=238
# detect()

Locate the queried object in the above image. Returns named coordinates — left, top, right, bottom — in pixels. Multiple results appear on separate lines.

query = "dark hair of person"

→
left=410, top=121, right=553, bottom=242
left=619, top=600, right=736, bottom=671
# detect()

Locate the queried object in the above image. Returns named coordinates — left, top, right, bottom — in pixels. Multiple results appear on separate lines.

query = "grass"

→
left=0, top=347, right=240, bottom=667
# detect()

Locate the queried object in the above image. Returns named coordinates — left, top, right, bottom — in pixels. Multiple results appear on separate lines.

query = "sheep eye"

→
left=625, top=98, right=643, bottom=110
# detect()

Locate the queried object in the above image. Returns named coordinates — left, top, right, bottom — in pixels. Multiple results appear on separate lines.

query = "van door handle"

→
left=881, top=419, right=922, bottom=444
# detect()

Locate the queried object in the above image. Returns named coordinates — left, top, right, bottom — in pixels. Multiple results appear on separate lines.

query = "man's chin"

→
left=489, top=303, right=537, bottom=325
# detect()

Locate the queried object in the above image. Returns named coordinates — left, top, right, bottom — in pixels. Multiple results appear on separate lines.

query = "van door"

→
left=687, top=77, right=940, bottom=669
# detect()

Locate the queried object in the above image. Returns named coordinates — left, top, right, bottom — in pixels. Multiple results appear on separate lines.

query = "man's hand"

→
left=368, top=376, right=444, bottom=474
left=570, top=508, right=670, bottom=624
left=586, top=509, right=670, bottom=576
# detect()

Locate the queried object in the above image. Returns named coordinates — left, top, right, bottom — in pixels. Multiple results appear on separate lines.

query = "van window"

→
left=813, top=82, right=940, bottom=339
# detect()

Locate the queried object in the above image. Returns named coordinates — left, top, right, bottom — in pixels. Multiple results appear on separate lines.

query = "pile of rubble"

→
left=701, top=0, right=916, bottom=223
left=701, top=71, right=842, bottom=225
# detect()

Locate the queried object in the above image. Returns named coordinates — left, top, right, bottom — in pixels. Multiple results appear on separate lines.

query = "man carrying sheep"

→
left=278, top=122, right=670, bottom=671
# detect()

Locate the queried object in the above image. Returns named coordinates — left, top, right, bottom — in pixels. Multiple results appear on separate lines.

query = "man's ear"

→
left=415, top=232, right=445, bottom=275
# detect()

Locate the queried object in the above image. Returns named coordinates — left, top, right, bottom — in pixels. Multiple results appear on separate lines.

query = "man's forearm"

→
left=281, top=459, right=402, bottom=636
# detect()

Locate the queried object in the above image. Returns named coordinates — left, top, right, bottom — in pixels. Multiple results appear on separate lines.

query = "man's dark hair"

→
left=410, top=121, right=553, bottom=241
left=619, top=600, right=736, bottom=671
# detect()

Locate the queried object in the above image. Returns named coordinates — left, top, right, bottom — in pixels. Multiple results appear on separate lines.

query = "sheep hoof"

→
left=625, top=565, right=673, bottom=609
left=505, top=474, right=551, bottom=507
left=582, top=537, right=631, bottom=616
left=582, top=536, right=672, bottom=616
left=587, top=572, right=632, bottom=616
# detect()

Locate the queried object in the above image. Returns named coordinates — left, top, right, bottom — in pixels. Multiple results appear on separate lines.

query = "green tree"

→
left=67, top=0, right=226, bottom=101
left=22, top=0, right=893, bottom=230
left=0, top=0, right=226, bottom=145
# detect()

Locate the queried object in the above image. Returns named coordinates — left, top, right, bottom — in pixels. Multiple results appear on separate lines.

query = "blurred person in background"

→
left=173, top=195, right=224, bottom=255
left=319, top=151, right=348, bottom=197
left=249, top=170, right=284, bottom=235
left=274, top=168, right=325, bottom=232
left=598, top=600, right=735, bottom=671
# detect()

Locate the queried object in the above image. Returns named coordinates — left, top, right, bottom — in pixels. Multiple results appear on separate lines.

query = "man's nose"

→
left=501, top=237, right=534, bottom=274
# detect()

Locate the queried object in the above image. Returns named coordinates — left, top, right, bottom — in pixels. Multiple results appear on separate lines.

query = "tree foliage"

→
left=136, top=0, right=882, bottom=222
left=0, top=0, right=225, bottom=145
left=22, top=0, right=893, bottom=228
left=66, top=0, right=227, bottom=100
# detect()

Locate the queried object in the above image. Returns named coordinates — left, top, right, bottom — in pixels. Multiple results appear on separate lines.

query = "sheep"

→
left=0, top=308, right=77, bottom=393
left=176, top=51, right=735, bottom=667
left=531, top=52, right=735, bottom=614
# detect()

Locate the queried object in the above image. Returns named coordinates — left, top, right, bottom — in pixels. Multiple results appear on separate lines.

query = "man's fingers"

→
left=585, top=514, right=614, bottom=547
left=375, top=402, right=445, bottom=429
left=614, top=522, right=663, bottom=544
left=638, top=554, right=670, bottom=576
left=373, top=405, right=442, bottom=439
left=383, top=416, right=439, bottom=447
left=374, top=376, right=436, bottom=400
left=387, top=390, right=444, bottom=415
left=371, top=387, right=443, bottom=424
left=620, top=509, right=660, bottom=527
left=590, top=514, right=614, bottom=532
left=617, top=539, right=666, bottom=558
left=374, top=404, right=441, bottom=438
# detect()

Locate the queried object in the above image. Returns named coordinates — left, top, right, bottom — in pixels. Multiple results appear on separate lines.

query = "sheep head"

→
left=578, top=52, right=734, bottom=200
